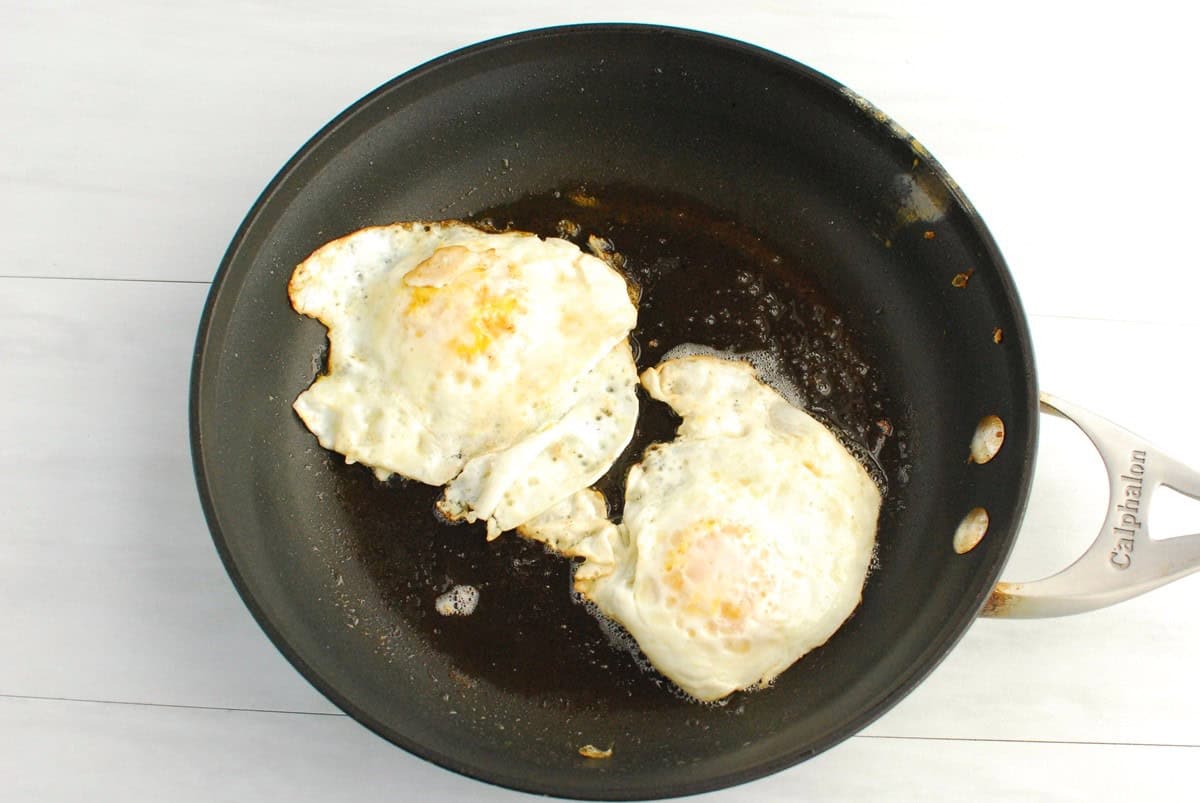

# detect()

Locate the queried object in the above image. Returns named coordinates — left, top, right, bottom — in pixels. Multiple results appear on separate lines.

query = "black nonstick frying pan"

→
left=190, top=24, right=1200, bottom=800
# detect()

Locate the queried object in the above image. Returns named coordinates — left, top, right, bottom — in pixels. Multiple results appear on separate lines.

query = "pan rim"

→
left=190, top=21, right=1039, bottom=800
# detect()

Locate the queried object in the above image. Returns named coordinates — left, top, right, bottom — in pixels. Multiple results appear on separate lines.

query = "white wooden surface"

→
left=4, top=1, right=1200, bottom=800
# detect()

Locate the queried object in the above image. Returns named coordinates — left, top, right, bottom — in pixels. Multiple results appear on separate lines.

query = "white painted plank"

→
left=2, top=696, right=1194, bottom=803
left=0, top=278, right=335, bottom=714
left=862, top=315, right=1200, bottom=746
left=3, top=0, right=1198, bottom=323
left=1014, top=315, right=1200, bottom=589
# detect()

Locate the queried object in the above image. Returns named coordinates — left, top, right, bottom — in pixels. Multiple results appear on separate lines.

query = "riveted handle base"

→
left=982, top=393, right=1200, bottom=618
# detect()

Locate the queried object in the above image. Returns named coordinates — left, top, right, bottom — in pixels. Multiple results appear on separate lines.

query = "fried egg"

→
left=521, top=354, right=882, bottom=701
left=289, top=221, right=639, bottom=538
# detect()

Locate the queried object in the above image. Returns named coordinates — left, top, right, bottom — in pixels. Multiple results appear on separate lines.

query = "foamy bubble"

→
left=865, top=542, right=882, bottom=580
left=838, top=437, right=889, bottom=497
left=435, top=584, right=480, bottom=616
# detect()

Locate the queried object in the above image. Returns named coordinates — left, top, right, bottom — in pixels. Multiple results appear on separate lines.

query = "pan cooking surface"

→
left=320, top=182, right=902, bottom=704
left=192, top=24, right=1038, bottom=799
left=474, top=184, right=898, bottom=503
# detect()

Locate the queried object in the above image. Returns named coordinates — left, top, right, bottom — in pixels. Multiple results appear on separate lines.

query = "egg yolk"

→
left=454, top=288, right=522, bottom=359
left=660, top=518, right=770, bottom=638
left=401, top=246, right=526, bottom=359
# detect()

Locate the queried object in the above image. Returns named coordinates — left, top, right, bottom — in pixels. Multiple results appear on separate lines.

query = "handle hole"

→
left=1001, top=413, right=1105, bottom=583
left=1148, top=485, right=1200, bottom=542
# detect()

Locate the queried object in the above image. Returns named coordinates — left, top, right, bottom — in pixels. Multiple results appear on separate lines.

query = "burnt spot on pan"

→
left=982, top=581, right=1020, bottom=615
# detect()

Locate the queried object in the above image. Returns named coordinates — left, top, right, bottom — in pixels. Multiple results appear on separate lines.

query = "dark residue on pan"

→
left=314, top=184, right=905, bottom=709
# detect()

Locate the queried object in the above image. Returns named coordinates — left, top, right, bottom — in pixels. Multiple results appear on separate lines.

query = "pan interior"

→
left=194, top=25, right=1037, bottom=800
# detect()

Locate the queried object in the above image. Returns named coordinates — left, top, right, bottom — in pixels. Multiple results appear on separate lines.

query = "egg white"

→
left=289, top=221, right=639, bottom=537
left=521, top=354, right=882, bottom=701
left=437, top=338, right=638, bottom=537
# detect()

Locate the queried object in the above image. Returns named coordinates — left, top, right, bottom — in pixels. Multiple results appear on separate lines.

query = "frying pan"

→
left=190, top=24, right=1200, bottom=799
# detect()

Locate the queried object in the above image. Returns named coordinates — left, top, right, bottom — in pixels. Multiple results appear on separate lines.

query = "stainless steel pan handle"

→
left=982, top=392, right=1200, bottom=618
